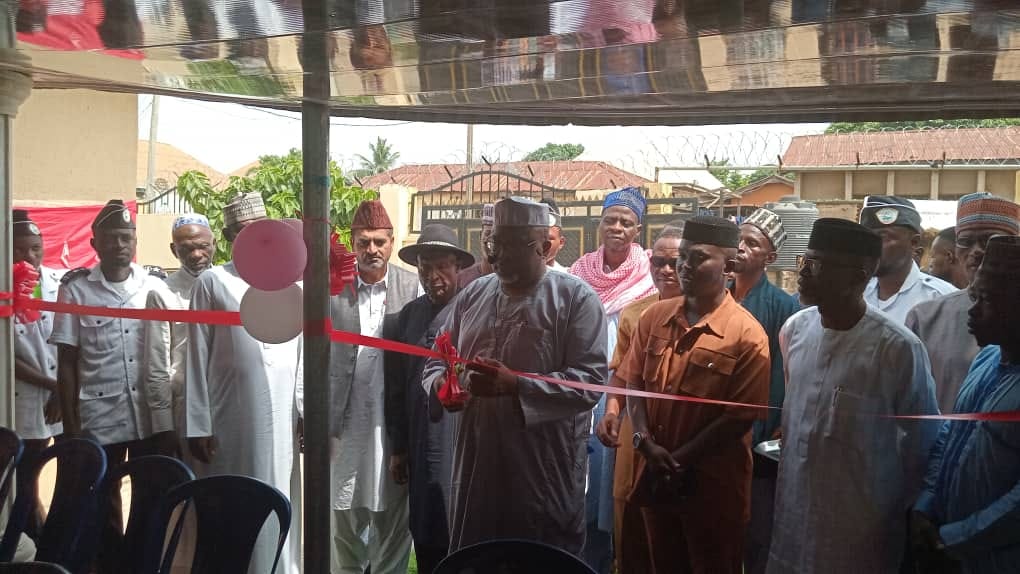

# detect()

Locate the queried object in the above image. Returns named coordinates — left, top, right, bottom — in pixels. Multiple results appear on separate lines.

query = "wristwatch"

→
left=632, top=432, right=647, bottom=449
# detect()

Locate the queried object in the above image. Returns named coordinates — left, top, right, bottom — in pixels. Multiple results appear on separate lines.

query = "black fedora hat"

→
left=398, top=224, right=476, bottom=268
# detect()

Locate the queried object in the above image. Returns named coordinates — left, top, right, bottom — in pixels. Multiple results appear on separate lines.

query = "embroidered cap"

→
left=603, top=187, right=646, bottom=222
left=223, top=192, right=267, bottom=227
left=743, top=208, right=787, bottom=251
left=173, top=213, right=210, bottom=230
left=481, top=203, right=496, bottom=226
left=956, top=192, right=1020, bottom=236
left=494, top=196, right=550, bottom=227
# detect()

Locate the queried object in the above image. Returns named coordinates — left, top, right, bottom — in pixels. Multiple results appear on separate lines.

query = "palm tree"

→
left=355, top=137, right=401, bottom=175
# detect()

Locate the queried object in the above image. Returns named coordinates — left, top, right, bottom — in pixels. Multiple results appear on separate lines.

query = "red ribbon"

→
left=434, top=332, right=469, bottom=409
left=329, top=233, right=357, bottom=296
left=1, top=295, right=1018, bottom=422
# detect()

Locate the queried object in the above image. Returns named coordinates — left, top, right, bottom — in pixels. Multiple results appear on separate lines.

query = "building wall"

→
left=733, top=182, right=793, bottom=206
left=799, top=172, right=844, bottom=200
left=939, top=171, right=978, bottom=199
left=13, top=90, right=137, bottom=204
left=796, top=168, right=1020, bottom=201
left=136, top=214, right=180, bottom=270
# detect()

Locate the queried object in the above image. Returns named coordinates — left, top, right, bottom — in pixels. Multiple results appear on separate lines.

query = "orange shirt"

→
left=616, top=292, right=770, bottom=515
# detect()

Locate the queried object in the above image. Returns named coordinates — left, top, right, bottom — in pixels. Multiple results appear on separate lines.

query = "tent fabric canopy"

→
left=9, top=0, right=1020, bottom=125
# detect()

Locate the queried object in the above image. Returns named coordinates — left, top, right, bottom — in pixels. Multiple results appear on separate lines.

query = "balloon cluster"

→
left=234, top=220, right=307, bottom=343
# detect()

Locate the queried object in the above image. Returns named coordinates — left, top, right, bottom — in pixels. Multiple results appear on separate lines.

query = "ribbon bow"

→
left=10, top=262, right=41, bottom=323
left=434, top=331, right=469, bottom=409
left=329, top=232, right=358, bottom=296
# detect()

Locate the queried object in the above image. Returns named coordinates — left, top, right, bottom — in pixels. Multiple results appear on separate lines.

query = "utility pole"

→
left=465, top=124, right=474, bottom=204
left=145, top=95, right=160, bottom=196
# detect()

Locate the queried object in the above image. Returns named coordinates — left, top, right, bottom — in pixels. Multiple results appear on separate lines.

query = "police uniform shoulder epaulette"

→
left=144, top=265, right=168, bottom=280
left=60, top=267, right=90, bottom=285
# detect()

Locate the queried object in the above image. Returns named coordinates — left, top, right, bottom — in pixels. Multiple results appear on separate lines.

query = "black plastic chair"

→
left=79, top=455, right=195, bottom=574
left=434, top=539, right=598, bottom=574
left=0, top=562, right=71, bottom=574
left=0, top=438, right=106, bottom=571
left=0, top=428, right=24, bottom=513
left=142, top=475, right=291, bottom=574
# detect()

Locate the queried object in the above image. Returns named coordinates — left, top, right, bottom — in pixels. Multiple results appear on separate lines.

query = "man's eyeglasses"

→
left=955, top=233, right=999, bottom=251
left=484, top=239, right=539, bottom=254
left=649, top=256, right=677, bottom=269
left=796, top=254, right=864, bottom=275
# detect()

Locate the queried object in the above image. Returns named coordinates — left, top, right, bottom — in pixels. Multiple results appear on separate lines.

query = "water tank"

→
left=766, top=196, right=819, bottom=271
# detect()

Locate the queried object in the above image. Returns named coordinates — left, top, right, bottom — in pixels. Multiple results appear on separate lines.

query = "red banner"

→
left=12, top=201, right=138, bottom=270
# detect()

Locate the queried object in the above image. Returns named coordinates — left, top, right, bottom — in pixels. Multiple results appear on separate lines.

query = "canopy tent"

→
left=4, top=1, right=1020, bottom=573
left=9, top=0, right=1020, bottom=125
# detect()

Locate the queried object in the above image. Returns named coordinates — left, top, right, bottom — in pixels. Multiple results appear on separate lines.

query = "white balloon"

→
left=240, top=284, right=303, bottom=344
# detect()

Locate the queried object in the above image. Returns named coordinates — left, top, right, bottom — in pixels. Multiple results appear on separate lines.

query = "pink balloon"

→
left=283, top=218, right=303, bottom=236
left=233, top=219, right=307, bottom=291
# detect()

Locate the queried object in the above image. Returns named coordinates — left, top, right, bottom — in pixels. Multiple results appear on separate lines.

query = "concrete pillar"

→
left=977, top=170, right=987, bottom=193
left=1015, top=170, right=1020, bottom=203
left=793, top=176, right=802, bottom=198
left=886, top=171, right=896, bottom=195
left=844, top=171, right=854, bottom=200
left=930, top=171, right=940, bottom=200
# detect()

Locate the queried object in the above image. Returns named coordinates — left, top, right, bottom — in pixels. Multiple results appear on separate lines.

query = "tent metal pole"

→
left=1, top=0, right=17, bottom=433
left=301, top=1, right=332, bottom=571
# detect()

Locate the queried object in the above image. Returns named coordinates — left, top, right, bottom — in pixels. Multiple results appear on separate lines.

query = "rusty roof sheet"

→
left=360, top=161, right=650, bottom=192
left=783, top=128, right=1020, bottom=167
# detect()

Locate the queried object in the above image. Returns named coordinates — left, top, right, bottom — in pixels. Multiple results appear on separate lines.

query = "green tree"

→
left=522, top=143, right=585, bottom=162
left=825, top=118, right=1020, bottom=133
left=708, top=159, right=794, bottom=191
left=355, top=137, right=401, bottom=175
left=176, top=149, right=377, bottom=264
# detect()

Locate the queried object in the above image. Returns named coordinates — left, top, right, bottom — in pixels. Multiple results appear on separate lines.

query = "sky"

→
left=138, top=94, right=830, bottom=180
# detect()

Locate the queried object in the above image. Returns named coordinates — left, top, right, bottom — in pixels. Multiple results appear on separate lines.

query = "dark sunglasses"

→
left=649, top=256, right=677, bottom=269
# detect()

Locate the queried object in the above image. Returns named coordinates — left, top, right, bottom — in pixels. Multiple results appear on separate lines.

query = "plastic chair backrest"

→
left=143, top=475, right=291, bottom=574
left=0, top=439, right=106, bottom=571
left=0, top=428, right=24, bottom=514
left=91, top=455, right=195, bottom=574
left=434, top=539, right=598, bottom=574
left=0, top=562, right=72, bottom=574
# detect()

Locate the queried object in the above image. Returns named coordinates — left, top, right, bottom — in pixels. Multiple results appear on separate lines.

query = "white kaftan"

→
left=185, top=263, right=303, bottom=574
left=422, top=271, right=608, bottom=555
left=767, top=307, right=940, bottom=574
left=14, top=266, right=64, bottom=439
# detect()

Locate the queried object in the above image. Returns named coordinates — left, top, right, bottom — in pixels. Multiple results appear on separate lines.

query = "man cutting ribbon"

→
left=422, top=196, right=608, bottom=555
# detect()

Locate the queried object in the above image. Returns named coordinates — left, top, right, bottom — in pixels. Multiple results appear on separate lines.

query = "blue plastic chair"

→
left=0, top=562, right=71, bottom=574
left=0, top=428, right=24, bottom=515
left=0, top=438, right=106, bottom=572
left=78, top=455, right=195, bottom=574
left=434, top=539, right=598, bottom=574
left=142, top=475, right=291, bottom=574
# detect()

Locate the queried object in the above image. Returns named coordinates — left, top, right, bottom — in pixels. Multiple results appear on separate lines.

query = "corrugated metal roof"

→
left=783, top=128, right=1020, bottom=167
left=360, top=161, right=649, bottom=192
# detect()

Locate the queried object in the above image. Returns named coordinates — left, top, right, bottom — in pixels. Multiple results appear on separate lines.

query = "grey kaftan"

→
left=422, top=271, right=608, bottom=555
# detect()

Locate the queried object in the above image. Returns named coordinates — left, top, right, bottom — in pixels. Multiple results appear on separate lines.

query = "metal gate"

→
left=416, top=170, right=699, bottom=267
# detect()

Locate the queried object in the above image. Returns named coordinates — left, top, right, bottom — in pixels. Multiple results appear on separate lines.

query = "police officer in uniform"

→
left=49, top=199, right=173, bottom=572
left=12, top=209, right=64, bottom=538
left=858, top=196, right=956, bottom=324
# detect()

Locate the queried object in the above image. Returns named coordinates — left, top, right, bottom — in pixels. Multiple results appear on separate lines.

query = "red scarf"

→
left=569, top=244, right=657, bottom=316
